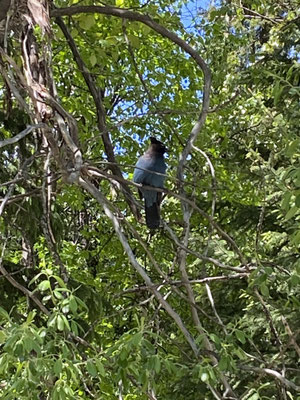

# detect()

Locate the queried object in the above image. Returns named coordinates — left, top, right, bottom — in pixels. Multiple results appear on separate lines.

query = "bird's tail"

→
left=145, top=201, right=160, bottom=229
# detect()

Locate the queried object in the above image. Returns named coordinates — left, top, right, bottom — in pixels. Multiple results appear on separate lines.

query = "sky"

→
left=180, top=0, right=212, bottom=30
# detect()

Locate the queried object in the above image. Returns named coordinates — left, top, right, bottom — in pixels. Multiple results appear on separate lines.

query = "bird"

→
left=133, top=137, right=167, bottom=229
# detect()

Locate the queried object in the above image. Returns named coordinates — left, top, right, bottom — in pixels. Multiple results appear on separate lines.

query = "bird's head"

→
left=149, top=137, right=168, bottom=154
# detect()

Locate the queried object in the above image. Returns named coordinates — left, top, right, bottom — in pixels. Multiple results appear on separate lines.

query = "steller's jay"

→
left=133, top=137, right=167, bottom=229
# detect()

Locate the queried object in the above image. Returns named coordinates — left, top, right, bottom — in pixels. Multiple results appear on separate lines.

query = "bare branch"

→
left=0, top=123, right=46, bottom=149
left=240, top=365, right=300, bottom=392
left=0, top=266, right=27, bottom=278
left=78, top=176, right=199, bottom=357
left=120, top=274, right=248, bottom=292
left=240, top=6, right=280, bottom=24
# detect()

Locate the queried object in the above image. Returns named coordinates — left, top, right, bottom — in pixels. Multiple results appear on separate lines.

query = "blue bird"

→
left=133, top=137, right=167, bottom=229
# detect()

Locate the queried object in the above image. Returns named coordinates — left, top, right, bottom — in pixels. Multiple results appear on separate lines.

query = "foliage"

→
left=0, top=0, right=299, bottom=399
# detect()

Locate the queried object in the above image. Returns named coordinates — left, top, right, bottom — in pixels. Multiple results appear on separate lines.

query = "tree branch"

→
left=78, top=176, right=199, bottom=357
left=0, top=123, right=46, bottom=148
left=240, top=365, right=300, bottom=392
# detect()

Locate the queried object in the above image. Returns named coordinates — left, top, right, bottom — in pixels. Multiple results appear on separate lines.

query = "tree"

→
left=0, top=0, right=299, bottom=398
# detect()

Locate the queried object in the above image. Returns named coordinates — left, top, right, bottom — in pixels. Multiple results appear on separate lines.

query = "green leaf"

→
left=53, top=359, right=63, bottom=376
left=47, top=314, right=57, bottom=328
left=218, top=356, right=228, bottom=370
left=273, top=81, right=284, bottom=105
left=61, top=315, right=70, bottom=331
left=79, top=15, right=95, bottom=30
left=141, top=25, right=151, bottom=35
left=130, top=332, right=142, bottom=346
left=74, top=296, right=88, bottom=311
left=57, top=315, right=65, bottom=331
left=235, top=330, right=246, bottom=344
left=38, top=280, right=51, bottom=291
left=119, top=347, right=128, bottom=361
left=164, top=359, right=177, bottom=375
left=25, top=311, right=36, bottom=324
left=285, top=205, right=298, bottom=221
left=95, top=359, right=106, bottom=377
left=0, top=307, right=10, bottom=321
left=28, top=272, right=44, bottom=287
left=87, top=360, right=97, bottom=377
left=90, top=54, right=97, bottom=67
left=3, top=334, right=19, bottom=351
left=62, top=305, right=69, bottom=314
left=15, top=341, right=24, bottom=357
left=59, top=388, right=67, bottom=400
left=23, top=337, right=41, bottom=354
left=234, top=348, right=247, bottom=360
left=286, top=139, right=300, bottom=157
left=69, top=296, right=78, bottom=313
left=291, top=230, right=300, bottom=245
left=106, top=36, right=118, bottom=45
left=286, top=65, right=295, bottom=80
left=127, top=34, right=140, bottom=48
left=53, top=289, right=64, bottom=300
left=290, top=274, right=300, bottom=287
left=52, top=275, right=66, bottom=288
left=260, top=282, right=269, bottom=297
left=281, top=192, right=292, bottom=210
left=0, top=331, right=6, bottom=344
left=209, top=334, right=221, bottom=345
left=153, top=355, right=161, bottom=374
left=70, top=320, right=78, bottom=335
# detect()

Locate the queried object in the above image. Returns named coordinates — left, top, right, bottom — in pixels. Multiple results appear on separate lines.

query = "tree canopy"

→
left=0, top=0, right=299, bottom=399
